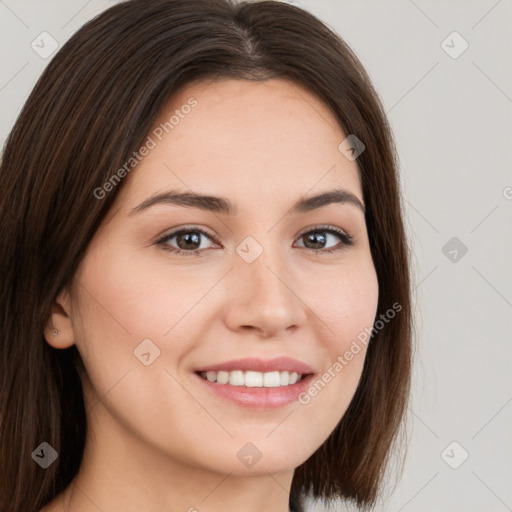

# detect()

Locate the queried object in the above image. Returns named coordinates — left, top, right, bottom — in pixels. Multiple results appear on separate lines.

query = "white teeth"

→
left=199, top=370, right=304, bottom=387
left=245, top=371, right=263, bottom=387
left=263, top=371, right=280, bottom=387
left=216, top=371, right=229, bottom=384
left=289, top=372, right=299, bottom=385
left=229, top=370, right=244, bottom=386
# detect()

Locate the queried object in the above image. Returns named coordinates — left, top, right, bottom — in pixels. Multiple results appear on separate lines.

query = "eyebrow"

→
left=129, top=187, right=365, bottom=216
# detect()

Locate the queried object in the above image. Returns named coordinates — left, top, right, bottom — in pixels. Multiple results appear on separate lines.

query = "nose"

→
left=223, top=243, right=307, bottom=338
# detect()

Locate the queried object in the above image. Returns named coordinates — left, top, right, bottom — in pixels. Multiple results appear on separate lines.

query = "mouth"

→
left=193, top=357, right=315, bottom=409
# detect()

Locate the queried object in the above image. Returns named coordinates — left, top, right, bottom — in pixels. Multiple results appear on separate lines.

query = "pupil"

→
left=307, top=232, right=325, bottom=249
left=179, top=232, right=200, bottom=249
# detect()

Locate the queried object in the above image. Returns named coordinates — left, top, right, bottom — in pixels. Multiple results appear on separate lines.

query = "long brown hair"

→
left=0, top=1, right=413, bottom=511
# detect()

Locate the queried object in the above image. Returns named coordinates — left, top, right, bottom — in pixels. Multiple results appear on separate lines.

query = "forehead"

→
left=118, top=78, right=363, bottom=210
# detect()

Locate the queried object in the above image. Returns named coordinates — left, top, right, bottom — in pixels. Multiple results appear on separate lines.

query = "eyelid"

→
left=296, top=224, right=350, bottom=239
left=294, top=225, right=354, bottom=252
left=155, top=225, right=219, bottom=246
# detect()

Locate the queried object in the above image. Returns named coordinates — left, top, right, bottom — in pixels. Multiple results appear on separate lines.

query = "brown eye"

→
left=174, top=231, right=202, bottom=250
left=157, top=227, right=216, bottom=256
left=302, top=231, right=328, bottom=250
left=295, top=227, right=354, bottom=253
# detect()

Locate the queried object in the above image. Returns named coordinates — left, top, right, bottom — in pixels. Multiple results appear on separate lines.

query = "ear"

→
left=43, top=288, right=76, bottom=349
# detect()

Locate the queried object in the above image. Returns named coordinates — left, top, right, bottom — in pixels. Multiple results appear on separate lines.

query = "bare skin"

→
left=42, top=77, right=379, bottom=512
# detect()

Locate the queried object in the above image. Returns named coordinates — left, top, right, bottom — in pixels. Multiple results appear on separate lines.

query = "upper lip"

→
left=194, top=357, right=314, bottom=375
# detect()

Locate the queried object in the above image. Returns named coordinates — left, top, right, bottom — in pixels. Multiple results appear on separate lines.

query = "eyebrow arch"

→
left=129, top=187, right=365, bottom=216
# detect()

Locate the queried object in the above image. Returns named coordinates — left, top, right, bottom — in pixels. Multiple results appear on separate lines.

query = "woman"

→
left=0, top=1, right=413, bottom=511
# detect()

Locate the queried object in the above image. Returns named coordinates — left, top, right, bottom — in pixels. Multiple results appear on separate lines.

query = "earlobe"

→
left=43, top=290, right=76, bottom=349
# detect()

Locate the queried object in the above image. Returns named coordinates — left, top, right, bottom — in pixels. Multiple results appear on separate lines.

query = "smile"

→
left=193, top=357, right=315, bottom=409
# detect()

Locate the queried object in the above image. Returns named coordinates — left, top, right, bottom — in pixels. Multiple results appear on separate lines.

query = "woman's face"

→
left=57, top=78, right=379, bottom=476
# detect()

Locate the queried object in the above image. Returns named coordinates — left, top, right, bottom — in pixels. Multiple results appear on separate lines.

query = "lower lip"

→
left=194, top=372, right=314, bottom=409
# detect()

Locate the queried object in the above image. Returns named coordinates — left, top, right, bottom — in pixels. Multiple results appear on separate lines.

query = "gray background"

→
left=1, top=1, right=511, bottom=511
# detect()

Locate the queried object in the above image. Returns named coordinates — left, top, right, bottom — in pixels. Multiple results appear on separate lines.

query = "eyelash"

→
left=156, top=225, right=354, bottom=257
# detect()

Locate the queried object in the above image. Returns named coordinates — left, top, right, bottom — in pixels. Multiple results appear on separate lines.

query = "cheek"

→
left=295, top=260, right=379, bottom=424
left=70, top=243, right=228, bottom=420
left=69, top=251, right=172, bottom=397
left=70, top=251, right=217, bottom=457
left=311, top=258, right=379, bottom=349
left=73, top=246, right=209, bottom=348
